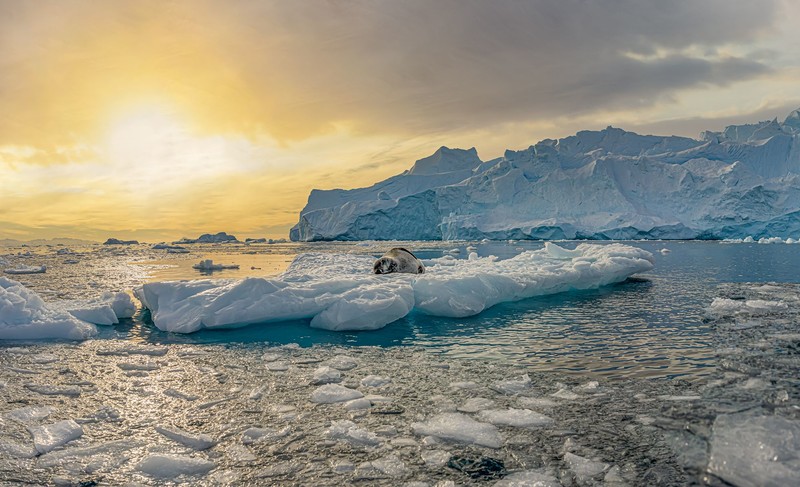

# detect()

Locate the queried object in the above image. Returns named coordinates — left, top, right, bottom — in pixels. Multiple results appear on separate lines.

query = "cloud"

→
left=0, top=0, right=790, bottom=150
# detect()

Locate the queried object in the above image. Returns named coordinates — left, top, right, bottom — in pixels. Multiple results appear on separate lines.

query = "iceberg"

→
left=292, top=109, right=800, bottom=241
left=174, top=232, right=239, bottom=244
left=192, top=259, right=240, bottom=271
left=134, top=243, right=653, bottom=333
left=0, top=278, right=135, bottom=339
left=0, top=277, right=97, bottom=340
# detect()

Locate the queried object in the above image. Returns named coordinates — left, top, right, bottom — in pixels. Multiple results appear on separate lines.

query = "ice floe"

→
left=310, top=384, right=364, bottom=403
left=135, top=243, right=653, bottom=333
left=0, top=277, right=97, bottom=340
left=707, top=413, right=800, bottom=486
left=326, top=420, right=380, bottom=447
left=476, top=408, right=554, bottom=428
left=28, top=419, right=83, bottom=454
left=311, top=365, right=342, bottom=384
left=155, top=424, right=217, bottom=450
left=136, top=454, right=216, bottom=478
left=4, top=265, right=46, bottom=275
left=411, top=412, right=504, bottom=448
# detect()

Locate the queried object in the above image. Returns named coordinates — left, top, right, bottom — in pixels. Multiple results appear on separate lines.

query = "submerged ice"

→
left=135, top=242, right=653, bottom=333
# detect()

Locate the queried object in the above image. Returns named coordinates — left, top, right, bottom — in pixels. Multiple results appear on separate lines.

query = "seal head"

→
left=373, top=248, right=425, bottom=274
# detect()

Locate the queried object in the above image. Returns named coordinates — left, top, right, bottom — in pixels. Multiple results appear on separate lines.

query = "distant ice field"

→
left=3, top=240, right=800, bottom=380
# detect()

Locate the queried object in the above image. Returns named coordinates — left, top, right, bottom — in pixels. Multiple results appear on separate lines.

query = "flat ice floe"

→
left=136, top=242, right=653, bottom=333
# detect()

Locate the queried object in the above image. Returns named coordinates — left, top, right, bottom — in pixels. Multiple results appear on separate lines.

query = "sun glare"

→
left=104, top=104, right=188, bottom=163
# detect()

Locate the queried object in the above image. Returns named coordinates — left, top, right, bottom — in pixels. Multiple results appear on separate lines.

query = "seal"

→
left=373, top=248, right=425, bottom=274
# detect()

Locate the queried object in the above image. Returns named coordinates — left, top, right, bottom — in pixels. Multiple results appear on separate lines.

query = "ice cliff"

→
left=291, top=109, right=800, bottom=241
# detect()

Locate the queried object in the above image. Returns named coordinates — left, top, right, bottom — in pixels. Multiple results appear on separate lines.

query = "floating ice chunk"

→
left=458, top=397, right=495, bottom=413
left=332, top=460, right=355, bottom=474
left=25, top=384, right=81, bottom=397
left=708, top=413, right=800, bottom=486
left=192, top=259, right=239, bottom=271
left=326, top=420, right=380, bottom=447
left=137, top=454, right=216, bottom=478
left=517, top=397, right=558, bottom=409
left=226, top=444, right=256, bottom=463
left=4, top=265, right=46, bottom=275
left=576, top=381, right=599, bottom=391
left=59, top=292, right=136, bottom=325
left=491, top=375, right=533, bottom=395
left=197, top=397, right=234, bottom=409
left=8, top=405, right=55, bottom=423
left=477, top=408, right=554, bottom=428
left=708, top=298, right=788, bottom=317
left=248, top=386, right=266, bottom=400
left=326, top=355, right=358, bottom=370
left=255, top=461, right=297, bottom=477
left=37, top=439, right=142, bottom=468
left=28, top=419, right=83, bottom=454
left=564, top=452, right=609, bottom=485
left=468, top=252, right=479, bottom=260
left=421, top=450, right=451, bottom=468
left=411, top=413, right=504, bottom=448
left=450, top=381, right=480, bottom=390
left=311, top=366, right=341, bottom=384
left=659, top=248, right=671, bottom=255
left=344, top=398, right=372, bottom=411
left=311, top=384, right=364, bottom=403
left=494, top=470, right=561, bottom=487
left=355, top=454, right=409, bottom=478
left=0, top=438, right=38, bottom=458
left=118, top=362, right=161, bottom=371
left=164, top=388, right=199, bottom=401
left=241, top=426, right=290, bottom=445
left=0, top=277, right=97, bottom=340
left=30, top=353, right=58, bottom=364
left=261, top=352, right=283, bottom=362
left=137, top=244, right=652, bottom=333
left=266, top=361, right=289, bottom=371
left=155, top=425, right=217, bottom=450
left=361, top=375, right=391, bottom=387
left=551, top=389, right=581, bottom=401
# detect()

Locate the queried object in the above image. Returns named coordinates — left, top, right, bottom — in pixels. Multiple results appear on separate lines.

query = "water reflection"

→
left=92, top=240, right=800, bottom=380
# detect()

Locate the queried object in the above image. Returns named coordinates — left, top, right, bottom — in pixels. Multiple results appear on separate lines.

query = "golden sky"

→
left=1, top=0, right=799, bottom=241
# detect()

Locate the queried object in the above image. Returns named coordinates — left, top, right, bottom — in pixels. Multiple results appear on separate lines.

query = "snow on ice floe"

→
left=707, top=297, right=789, bottom=317
left=1, top=277, right=134, bottom=340
left=135, top=242, right=653, bottom=333
left=411, top=412, right=504, bottom=448
left=707, top=413, right=800, bottom=486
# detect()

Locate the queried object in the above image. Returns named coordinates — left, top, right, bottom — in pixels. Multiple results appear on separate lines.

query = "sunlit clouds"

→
left=1, top=0, right=799, bottom=241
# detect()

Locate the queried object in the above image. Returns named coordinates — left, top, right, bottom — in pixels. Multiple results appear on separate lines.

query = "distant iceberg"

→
left=4, top=265, right=46, bottom=275
left=292, top=109, right=800, bottom=241
left=135, top=243, right=653, bottom=333
left=174, top=232, right=239, bottom=244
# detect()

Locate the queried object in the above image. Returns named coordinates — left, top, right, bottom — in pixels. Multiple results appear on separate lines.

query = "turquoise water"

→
left=100, top=241, right=800, bottom=380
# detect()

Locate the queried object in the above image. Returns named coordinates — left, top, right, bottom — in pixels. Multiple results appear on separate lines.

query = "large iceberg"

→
left=291, top=109, right=800, bottom=241
left=135, top=242, right=653, bottom=333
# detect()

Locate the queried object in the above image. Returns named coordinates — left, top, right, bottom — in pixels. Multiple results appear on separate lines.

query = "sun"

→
left=104, top=103, right=189, bottom=165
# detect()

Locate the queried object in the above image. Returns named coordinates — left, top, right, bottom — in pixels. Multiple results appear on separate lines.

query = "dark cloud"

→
left=0, top=0, right=790, bottom=146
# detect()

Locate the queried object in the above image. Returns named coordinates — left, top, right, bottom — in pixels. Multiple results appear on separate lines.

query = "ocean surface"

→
left=9, top=239, right=799, bottom=380
left=2, top=240, right=799, bottom=486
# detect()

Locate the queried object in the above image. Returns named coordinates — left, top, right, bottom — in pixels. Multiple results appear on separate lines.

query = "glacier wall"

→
left=291, top=109, right=800, bottom=241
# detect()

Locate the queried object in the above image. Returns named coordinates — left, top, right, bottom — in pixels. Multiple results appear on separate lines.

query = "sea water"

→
left=2, top=240, right=799, bottom=485
left=6, top=240, right=800, bottom=379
